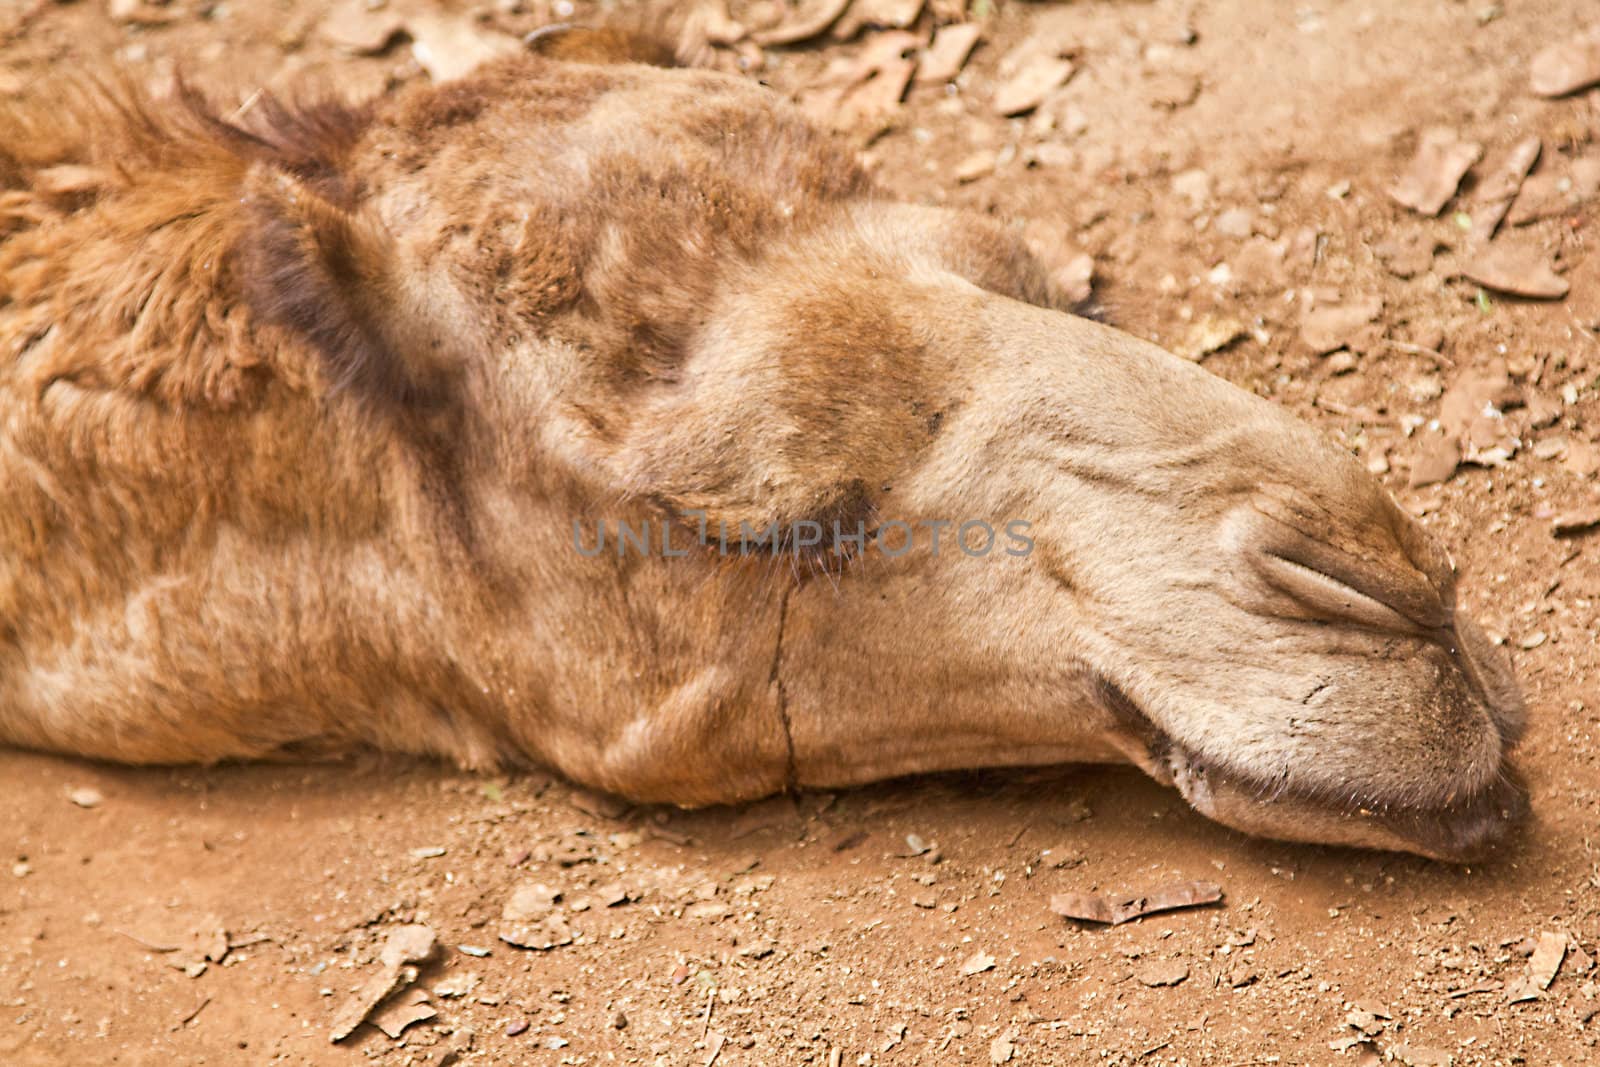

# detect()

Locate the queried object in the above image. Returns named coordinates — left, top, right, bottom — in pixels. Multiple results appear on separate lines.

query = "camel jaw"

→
left=1100, top=688, right=1529, bottom=863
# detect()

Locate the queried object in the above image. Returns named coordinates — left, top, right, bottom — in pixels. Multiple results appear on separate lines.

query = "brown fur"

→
left=0, top=46, right=1525, bottom=859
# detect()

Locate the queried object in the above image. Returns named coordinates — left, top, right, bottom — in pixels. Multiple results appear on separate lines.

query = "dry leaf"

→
left=1528, top=931, right=1568, bottom=990
left=408, top=15, right=519, bottom=82
left=1135, top=959, right=1190, bottom=987
left=1470, top=138, right=1540, bottom=242
left=319, top=0, right=405, bottom=55
left=1462, top=242, right=1568, bottom=299
left=1389, top=130, right=1482, bottom=216
left=369, top=989, right=436, bottom=1040
left=992, top=52, right=1074, bottom=116
left=753, top=0, right=853, bottom=46
left=1530, top=28, right=1600, bottom=97
left=916, top=23, right=982, bottom=83
left=330, top=925, right=437, bottom=1042
left=1049, top=881, right=1223, bottom=925
left=959, top=950, right=996, bottom=975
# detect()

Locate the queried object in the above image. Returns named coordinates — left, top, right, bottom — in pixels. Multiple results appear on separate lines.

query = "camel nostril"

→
left=1230, top=501, right=1451, bottom=633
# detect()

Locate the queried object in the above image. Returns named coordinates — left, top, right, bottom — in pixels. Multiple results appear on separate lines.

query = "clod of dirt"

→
left=1049, top=881, right=1223, bottom=925
left=1529, top=28, right=1600, bottom=97
left=753, top=0, right=853, bottom=46
left=1300, top=297, right=1382, bottom=354
left=959, top=951, right=996, bottom=976
left=369, top=989, right=436, bottom=1040
left=1437, top=361, right=1521, bottom=468
left=1461, top=241, right=1568, bottom=299
left=318, top=0, right=405, bottom=55
left=916, top=23, right=981, bottom=83
left=68, top=786, right=103, bottom=808
left=168, top=916, right=229, bottom=978
left=1373, top=232, right=1439, bottom=279
left=1135, top=959, right=1190, bottom=987
left=407, top=14, right=518, bottom=83
left=1389, top=130, right=1482, bottom=216
left=991, top=48, right=1074, bottom=116
left=499, top=913, right=574, bottom=950
left=1470, top=137, right=1541, bottom=242
left=1409, top=435, right=1461, bottom=487
left=330, top=924, right=437, bottom=1042
left=503, top=883, right=561, bottom=922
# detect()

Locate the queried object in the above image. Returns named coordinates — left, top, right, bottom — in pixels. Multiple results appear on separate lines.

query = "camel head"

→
left=0, top=46, right=1526, bottom=862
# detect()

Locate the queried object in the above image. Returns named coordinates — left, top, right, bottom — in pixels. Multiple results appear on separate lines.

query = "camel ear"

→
left=240, top=169, right=452, bottom=407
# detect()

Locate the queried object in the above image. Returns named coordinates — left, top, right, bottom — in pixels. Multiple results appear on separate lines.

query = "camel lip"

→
left=1093, top=674, right=1528, bottom=862
left=1160, top=739, right=1529, bottom=863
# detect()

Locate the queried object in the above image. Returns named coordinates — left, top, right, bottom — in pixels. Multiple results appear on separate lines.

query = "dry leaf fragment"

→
left=408, top=15, right=519, bottom=82
left=1461, top=242, right=1568, bottom=299
left=1470, top=138, right=1541, bottom=242
left=369, top=989, right=436, bottom=1040
left=803, top=31, right=920, bottom=129
left=1530, top=28, right=1600, bottom=97
left=1529, top=931, right=1568, bottom=989
left=330, top=925, right=437, bottom=1042
left=916, top=23, right=981, bottom=83
left=1049, top=880, right=1223, bottom=925
left=959, top=950, right=996, bottom=975
left=992, top=52, right=1074, bottom=116
left=753, top=0, right=853, bottom=46
left=1135, top=960, right=1189, bottom=986
left=1389, top=130, right=1482, bottom=216
left=319, top=0, right=405, bottom=55
left=1393, top=1046, right=1452, bottom=1067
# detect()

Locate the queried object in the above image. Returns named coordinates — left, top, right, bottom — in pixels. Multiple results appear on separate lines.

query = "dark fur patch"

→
left=239, top=184, right=421, bottom=406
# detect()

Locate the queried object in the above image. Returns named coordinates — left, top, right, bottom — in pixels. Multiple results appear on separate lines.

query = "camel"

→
left=0, top=31, right=1526, bottom=862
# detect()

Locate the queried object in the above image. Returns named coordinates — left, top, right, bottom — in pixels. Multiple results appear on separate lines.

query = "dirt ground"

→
left=4, top=0, right=1600, bottom=1064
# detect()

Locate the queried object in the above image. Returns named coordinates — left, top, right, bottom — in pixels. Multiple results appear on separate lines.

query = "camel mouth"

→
left=1095, top=676, right=1528, bottom=862
left=1159, top=740, right=1529, bottom=864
